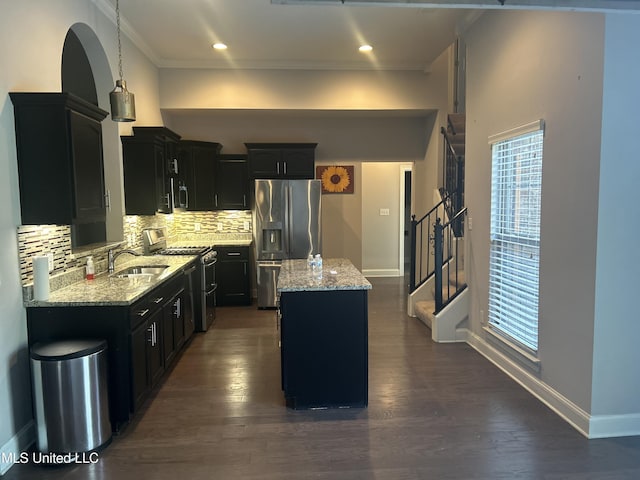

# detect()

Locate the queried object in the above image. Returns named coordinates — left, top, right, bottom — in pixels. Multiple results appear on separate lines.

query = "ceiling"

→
left=103, top=0, right=481, bottom=71
left=102, top=0, right=640, bottom=72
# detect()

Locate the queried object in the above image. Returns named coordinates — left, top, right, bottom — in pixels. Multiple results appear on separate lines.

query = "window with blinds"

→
left=488, top=121, right=544, bottom=352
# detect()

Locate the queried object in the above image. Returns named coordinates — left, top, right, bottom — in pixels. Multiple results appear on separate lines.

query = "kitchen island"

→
left=277, top=258, right=371, bottom=409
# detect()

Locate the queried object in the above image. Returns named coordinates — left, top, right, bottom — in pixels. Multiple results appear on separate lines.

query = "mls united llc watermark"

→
left=2, top=451, right=100, bottom=465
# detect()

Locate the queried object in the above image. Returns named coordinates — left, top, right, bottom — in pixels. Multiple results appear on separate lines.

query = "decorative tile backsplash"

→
left=17, top=225, right=73, bottom=283
left=167, top=210, right=252, bottom=238
left=17, top=211, right=253, bottom=286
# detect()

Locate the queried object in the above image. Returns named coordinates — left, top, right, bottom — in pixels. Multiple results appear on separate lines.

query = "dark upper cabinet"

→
left=246, top=143, right=316, bottom=180
left=177, top=140, right=221, bottom=211
left=10, top=92, right=108, bottom=229
left=121, top=127, right=181, bottom=215
left=215, top=154, right=249, bottom=210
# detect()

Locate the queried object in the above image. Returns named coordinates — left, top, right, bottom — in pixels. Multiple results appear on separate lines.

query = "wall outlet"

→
left=468, top=217, right=473, bottom=231
left=47, top=253, right=54, bottom=272
left=194, top=223, right=201, bottom=232
left=217, top=222, right=224, bottom=231
left=243, top=221, right=250, bottom=231
left=379, top=208, right=390, bottom=216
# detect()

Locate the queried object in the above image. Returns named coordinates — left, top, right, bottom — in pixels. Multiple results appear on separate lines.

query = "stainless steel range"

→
left=143, top=229, right=217, bottom=332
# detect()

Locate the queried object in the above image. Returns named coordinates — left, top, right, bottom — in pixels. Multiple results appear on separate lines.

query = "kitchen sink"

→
left=112, top=265, right=169, bottom=278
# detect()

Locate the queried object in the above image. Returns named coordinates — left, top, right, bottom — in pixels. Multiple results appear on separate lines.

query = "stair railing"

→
left=409, top=191, right=455, bottom=292
left=441, top=127, right=465, bottom=237
left=433, top=207, right=467, bottom=313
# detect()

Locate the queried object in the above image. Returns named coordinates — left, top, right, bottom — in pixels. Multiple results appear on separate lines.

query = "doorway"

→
left=400, top=166, right=412, bottom=277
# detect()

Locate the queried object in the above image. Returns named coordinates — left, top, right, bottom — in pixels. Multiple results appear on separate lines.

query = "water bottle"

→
left=315, top=254, right=323, bottom=272
left=307, top=254, right=314, bottom=269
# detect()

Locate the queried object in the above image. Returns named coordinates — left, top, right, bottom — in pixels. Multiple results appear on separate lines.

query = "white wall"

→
left=590, top=13, right=640, bottom=435
left=361, top=162, right=413, bottom=276
left=0, top=1, right=162, bottom=471
left=465, top=9, right=606, bottom=433
left=160, top=68, right=443, bottom=111
left=160, top=44, right=453, bottom=272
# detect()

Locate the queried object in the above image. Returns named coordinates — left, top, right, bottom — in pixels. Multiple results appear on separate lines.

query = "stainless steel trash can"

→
left=30, top=339, right=112, bottom=454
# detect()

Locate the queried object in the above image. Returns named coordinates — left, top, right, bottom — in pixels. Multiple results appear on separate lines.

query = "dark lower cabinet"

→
left=279, top=289, right=368, bottom=409
left=162, top=288, right=185, bottom=368
left=27, top=271, right=192, bottom=432
left=216, top=246, right=251, bottom=306
left=130, top=307, right=163, bottom=412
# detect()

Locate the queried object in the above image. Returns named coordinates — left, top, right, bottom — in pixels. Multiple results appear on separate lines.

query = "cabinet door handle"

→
left=147, top=322, right=157, bottom=346
left=227, top=252, right=241, bottom=256
left=277, top=162, right=280, bottom=175
left=243, top=194, right=246, bottom=207
left=283, top=161, right=287, bottom=175
left=215, top=194, right=218, bottom=207
left=174, top=298, right=181, bottom=318
left=243, top=263, right=247, bottom=275
left=153, top=297, right=164, bottom=304
left=137, top=308, right=150, bottom=317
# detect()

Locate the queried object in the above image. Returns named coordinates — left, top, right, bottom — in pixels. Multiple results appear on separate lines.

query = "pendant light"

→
left=109, top=0, right=136, bottom=122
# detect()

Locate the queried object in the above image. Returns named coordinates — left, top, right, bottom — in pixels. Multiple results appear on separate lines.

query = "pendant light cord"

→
left=116, top=0, right=124, bottom=81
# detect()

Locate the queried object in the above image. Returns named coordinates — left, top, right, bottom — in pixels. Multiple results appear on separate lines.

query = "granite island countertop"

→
left=25, top=255, right=197, bottom=308
left=277, top=258, right=372, bottom=292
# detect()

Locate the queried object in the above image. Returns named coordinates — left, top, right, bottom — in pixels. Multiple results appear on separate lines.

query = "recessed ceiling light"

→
left=212, top=43, right=227, bottom=50
left=359, top=44, right=373, bottom=53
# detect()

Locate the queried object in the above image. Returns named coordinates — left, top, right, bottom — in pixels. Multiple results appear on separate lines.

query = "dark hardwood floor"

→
left=6, top=277, right=640, bottom=479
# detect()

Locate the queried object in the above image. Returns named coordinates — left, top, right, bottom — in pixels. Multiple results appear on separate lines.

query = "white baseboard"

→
left=466, top=329, right=640, bottom=438
left=0, top=420, right=35, bottom=476
left=589, top=413, right=640, bottom=439
left=362, top=269, right=400, bottom=277
left=465, top=329, right=591, bottom=438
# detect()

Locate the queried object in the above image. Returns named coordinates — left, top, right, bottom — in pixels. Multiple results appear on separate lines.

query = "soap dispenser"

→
left=86, top=256, right=95, bottom=280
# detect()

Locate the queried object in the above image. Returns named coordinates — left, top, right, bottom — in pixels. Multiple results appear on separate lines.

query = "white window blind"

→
left=488, top=124, right=543, bottom=352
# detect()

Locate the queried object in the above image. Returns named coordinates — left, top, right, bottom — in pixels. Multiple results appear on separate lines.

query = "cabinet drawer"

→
left=129, top=292, right=165, bottom=329
left=216, top=246, right=250, bottom=260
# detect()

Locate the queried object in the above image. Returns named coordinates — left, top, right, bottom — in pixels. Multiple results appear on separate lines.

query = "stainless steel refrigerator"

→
left=253, top=179, right=322, bottom=308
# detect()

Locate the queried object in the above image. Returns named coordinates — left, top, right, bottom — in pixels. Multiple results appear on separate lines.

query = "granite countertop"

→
left=25, top=255, right=197, bottom=308
left=213, top=239, right=253, bottom=247
left=277, top=258, right=372, bottom=292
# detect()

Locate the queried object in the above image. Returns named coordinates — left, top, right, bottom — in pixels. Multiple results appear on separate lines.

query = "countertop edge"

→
left=25, top=256, right=197, bottom=308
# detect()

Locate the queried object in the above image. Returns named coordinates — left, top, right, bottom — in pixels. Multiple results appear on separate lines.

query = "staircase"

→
left=408, top=113, right=468, bottom=343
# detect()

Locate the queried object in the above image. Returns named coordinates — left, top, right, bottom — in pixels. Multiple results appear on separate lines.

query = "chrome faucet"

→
left=108, top=248, right=142, bottom=273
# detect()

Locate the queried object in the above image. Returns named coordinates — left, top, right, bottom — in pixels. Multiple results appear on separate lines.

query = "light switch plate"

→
left=243, top=221, right=250, bottom=231
left=194, top=223, right=201, bottom=232
left=217, top=222, right=223, bottom=231
left=47, top=253, right=54, bottom=272
left=379, top=208, right=390, bottom=216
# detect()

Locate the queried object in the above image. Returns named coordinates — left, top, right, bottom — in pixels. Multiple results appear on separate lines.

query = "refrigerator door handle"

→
left=287, top=184, right=293, bottom=257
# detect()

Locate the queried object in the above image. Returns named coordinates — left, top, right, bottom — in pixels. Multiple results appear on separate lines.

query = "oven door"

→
left=202, top=256, right=217, bottom=330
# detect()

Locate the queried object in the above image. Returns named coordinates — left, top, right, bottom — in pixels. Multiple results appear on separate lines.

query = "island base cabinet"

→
left=279, top=289, right=368, bottom=409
